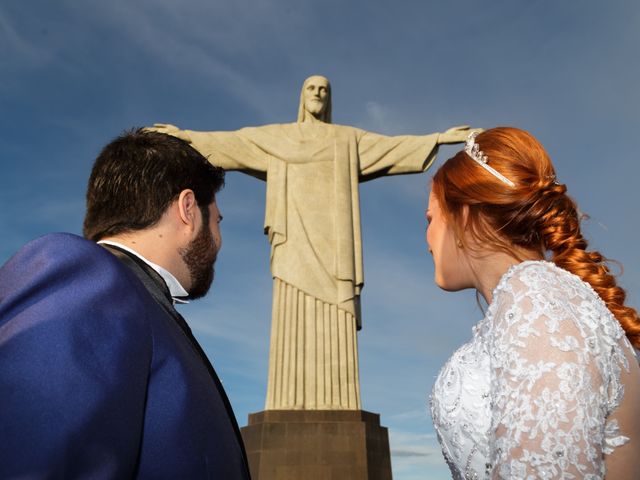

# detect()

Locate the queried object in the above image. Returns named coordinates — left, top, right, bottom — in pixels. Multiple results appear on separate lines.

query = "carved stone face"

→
left=302, top=76, right=329, bottom=119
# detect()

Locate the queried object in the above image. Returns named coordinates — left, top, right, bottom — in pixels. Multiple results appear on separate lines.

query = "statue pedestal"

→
left=241, top=410, right=392, bottom=479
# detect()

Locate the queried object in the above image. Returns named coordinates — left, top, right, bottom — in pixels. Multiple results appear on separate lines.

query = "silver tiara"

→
left=464, top=132, right=515, bottom=187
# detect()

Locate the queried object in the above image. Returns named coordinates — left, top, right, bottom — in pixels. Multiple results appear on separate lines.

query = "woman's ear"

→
left=461, top=204, right=470, bottom=230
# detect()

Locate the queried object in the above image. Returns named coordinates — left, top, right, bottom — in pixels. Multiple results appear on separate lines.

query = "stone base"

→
left=241, top=410, right=392, bottom=480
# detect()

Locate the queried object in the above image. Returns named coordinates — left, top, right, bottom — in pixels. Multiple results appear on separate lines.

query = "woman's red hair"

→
left=432, top=127, right=640, bottom=348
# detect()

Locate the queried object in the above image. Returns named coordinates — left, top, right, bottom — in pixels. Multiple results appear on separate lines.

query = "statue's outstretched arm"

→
left=437, top=125, right=483, bottom=145
left=358, top=124, right=481, bottom=180
left=146, top=123, right=269, bottom=177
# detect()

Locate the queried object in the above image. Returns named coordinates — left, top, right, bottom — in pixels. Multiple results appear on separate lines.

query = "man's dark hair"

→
left=83, top=128, right=224, bottom=241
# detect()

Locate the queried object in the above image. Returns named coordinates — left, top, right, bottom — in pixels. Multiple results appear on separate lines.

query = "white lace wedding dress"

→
left=430, top=261, right=636, bottom=479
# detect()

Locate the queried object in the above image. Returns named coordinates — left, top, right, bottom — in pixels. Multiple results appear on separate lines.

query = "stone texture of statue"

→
left=150, top=75, right=473, bottom=410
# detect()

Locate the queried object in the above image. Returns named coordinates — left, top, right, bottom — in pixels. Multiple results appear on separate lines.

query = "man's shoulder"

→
left=2, top=233, right=129, bottom=286
left=0, top=232, right=157, bottom=322
left=3, top=232, right=113, bottom=266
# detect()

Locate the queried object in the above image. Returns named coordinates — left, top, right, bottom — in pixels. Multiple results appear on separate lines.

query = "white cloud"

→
left=364, top=101, right=391, bottom=132
left=72, top=0, right=308, bottom=122
left=389, top=429, right=451, bottom=479
left=390, top=432, right=440, bottom=461
left=388, top=408, right=431, bottom=423
left=0, top=7, right=51, bottom=70
left=187, top=311, right=260, bottom=346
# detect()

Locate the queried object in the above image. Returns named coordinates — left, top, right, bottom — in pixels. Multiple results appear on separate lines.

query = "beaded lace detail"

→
left=430, top=261, right=633, bottom=479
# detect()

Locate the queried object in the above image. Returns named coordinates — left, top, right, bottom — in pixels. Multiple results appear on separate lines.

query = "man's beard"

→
left=180, top=221, right=217, bottom=300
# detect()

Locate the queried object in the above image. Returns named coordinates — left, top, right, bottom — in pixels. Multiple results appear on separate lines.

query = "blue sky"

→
left=2, top=1, right=639, bottom=478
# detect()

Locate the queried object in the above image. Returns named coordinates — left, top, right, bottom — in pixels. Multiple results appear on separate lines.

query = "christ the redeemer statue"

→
left=150, top=75, right=473, bottom=411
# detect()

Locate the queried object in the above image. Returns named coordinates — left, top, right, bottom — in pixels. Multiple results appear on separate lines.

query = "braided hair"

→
left=431, top=127, right=640, bottom=348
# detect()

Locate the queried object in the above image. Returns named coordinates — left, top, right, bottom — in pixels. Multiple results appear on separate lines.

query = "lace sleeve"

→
left=488, top=266, right=623, bottom=479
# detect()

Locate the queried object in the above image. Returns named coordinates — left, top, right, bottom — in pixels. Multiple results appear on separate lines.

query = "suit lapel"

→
left=101, top=244, right=249, bottom=470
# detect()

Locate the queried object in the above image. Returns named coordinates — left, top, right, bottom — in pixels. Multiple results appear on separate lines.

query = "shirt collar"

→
left=98, top=240, right=190, bottom=304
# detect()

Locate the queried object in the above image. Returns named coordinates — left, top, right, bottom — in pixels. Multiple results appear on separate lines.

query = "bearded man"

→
left=0, top=129, right=250, bottom=479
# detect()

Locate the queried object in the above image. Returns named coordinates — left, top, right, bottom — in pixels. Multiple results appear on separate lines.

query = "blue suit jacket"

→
left=0, top=233, right=250, bottom=479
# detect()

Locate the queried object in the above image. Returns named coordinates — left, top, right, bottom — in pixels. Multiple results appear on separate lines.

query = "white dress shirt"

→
left=98, top=240, right=189, bottom=304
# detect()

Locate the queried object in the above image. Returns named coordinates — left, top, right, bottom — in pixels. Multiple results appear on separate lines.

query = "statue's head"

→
left=297, top=75, right=332, bottom=124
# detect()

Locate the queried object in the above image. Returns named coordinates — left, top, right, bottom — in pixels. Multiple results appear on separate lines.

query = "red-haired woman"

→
left=427, top=128, right=640, bottom=479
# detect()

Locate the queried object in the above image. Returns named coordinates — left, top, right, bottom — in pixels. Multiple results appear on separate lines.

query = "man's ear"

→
left=176, top=189, right=198, bottom=232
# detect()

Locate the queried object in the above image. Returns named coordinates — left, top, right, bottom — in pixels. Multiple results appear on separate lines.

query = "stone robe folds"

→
left=185, top=122, right=440, bottom=410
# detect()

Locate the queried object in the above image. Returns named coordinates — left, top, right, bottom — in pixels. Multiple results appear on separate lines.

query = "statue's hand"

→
left=145, top=123, right=192, bottom=143
left=438, top=126, right=483, bottom=145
